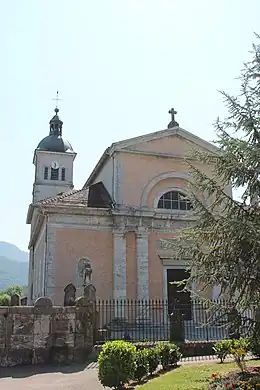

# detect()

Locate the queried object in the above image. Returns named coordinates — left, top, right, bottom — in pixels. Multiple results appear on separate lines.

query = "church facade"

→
left=27, top=107, right=227, bottom=306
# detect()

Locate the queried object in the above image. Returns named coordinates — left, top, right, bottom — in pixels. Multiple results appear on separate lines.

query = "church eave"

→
left=33, top=149, right=77, bottom=164
left=39, top=203, right=112, bottom=216
left=28, top=212, right=45, bottom=249
left=83, top=148, right=111, bottom=188
left=83, top=126, right=218, bottom=188
left=109, top=126, right=219, bottom=154
left=26, top=204, right=35, bottom=224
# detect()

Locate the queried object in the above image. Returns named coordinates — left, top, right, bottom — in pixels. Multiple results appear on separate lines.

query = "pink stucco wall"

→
left=54, top=228, right=113, bottom=303
left=120, top=153, right=188, bottom=206
left=49, top=133, right=217, bottom=303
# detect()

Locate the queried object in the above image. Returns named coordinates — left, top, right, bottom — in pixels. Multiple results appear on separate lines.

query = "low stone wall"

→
left=0, top=296, right=94, bottom=367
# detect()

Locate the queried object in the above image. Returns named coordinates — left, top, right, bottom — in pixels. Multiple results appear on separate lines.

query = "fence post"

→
left=169, top=308, right=185, bottom=343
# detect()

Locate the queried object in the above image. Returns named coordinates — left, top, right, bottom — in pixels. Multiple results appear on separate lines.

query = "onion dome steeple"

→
left=49, top=107, right=63, bottom=136
left=36, top=92, right=73, bottom=153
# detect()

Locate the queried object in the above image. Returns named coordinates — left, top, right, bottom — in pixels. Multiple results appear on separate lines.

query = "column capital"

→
left=136, top=227, right=149, bottom=238
left=113, top=229, right=125, bottom=236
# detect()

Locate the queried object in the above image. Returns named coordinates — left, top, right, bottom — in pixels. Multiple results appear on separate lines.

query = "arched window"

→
left=157, top=190, right=192, bottom=211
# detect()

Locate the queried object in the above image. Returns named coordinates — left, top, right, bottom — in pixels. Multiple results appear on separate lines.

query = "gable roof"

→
left=36, top=188, right=89, bottom=206
left=84, top=125, right=218, bottom=188
left=26, top=182, right=114, bottom=224
left=110, top=126, right=218, bottom=153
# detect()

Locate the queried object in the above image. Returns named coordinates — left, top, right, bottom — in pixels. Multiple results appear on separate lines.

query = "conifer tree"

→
left=163, top=35, right=260, bottom=320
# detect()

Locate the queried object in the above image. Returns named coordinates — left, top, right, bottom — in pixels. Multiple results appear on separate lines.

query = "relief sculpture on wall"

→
left=76, top=258, right=92, bottom=287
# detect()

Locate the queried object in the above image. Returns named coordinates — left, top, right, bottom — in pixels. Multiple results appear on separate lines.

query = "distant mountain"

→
left=0, top=242, right=29, bottom=290
left=0, top=242, right=28, bottom=263
left=0, top=256, right=28, bottom=290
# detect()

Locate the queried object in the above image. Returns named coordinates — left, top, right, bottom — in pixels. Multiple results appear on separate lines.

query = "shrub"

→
left=98, top=340, right=136, bottom=389
left=0, top=294, right=10, bottom=306
left=134, top=349, right=149, bottom=383
left=230, top=338, right=249, bottom=373
left=156, top=342, right=181, bottom=370
left=231, top=347, right=247, bottom=373
left=213, top=340, right=233, bottom=363
left=145, top=347, right=160, bottom=375
left=231, top=338, right=249, bottom=351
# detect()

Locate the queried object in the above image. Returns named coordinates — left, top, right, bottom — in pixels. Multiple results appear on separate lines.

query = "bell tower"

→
left=32, top=97, right=76, bottom=203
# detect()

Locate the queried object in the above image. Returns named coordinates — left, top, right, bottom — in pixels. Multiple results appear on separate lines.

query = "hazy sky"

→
left=0, top=0, right=259, bottom=251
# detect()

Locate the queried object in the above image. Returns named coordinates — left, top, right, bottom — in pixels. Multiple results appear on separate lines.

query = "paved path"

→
left=0, top=362, right=106, bottom=390
left=0, top=355, right=254, bottom=389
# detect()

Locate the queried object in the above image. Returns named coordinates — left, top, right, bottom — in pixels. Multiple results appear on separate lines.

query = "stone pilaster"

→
left=44, top=224, right=56, bottom=302
left=136, top=229, right=149, bottom=300
left=113, top=231, right=127, bottom=300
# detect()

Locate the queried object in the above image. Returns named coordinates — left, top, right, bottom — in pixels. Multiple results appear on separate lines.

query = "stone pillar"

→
left=44, top=225, right=56, bottom=302
left=136, top=230, right=149, bottom=300
left=113, top=231, right=127, bottom=300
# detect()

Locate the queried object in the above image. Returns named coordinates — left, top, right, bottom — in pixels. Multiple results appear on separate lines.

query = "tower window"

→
left=44, top=167, right=49, bottom=180
left=51, top=167, right=59, bottom=180
left=157, top=190, right=192, bottom=211
left=61, top=167, right=66, bottom=181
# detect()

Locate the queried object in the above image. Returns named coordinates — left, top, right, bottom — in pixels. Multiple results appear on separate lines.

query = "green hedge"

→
left=98, top=340, right=181, bottom=388
left=98, top=340, right=136, bottom=389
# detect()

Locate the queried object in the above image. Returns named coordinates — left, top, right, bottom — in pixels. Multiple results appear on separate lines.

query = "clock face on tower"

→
left=51, top=161, right=59, bottom=169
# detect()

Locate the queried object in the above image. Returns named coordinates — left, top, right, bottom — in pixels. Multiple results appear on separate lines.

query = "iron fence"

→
left=93, top=299, right=254, bottom=343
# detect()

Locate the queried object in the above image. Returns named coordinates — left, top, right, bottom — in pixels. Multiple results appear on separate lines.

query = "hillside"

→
left=0, top=242, right=28, bottom=262
left=0, top=242, right=29, bottom=290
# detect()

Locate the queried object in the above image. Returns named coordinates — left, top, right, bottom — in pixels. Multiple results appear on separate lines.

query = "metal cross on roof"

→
left=52, top=90, right=63, bottom=109
left=167, top=107, right=179, bottom=128
left=168, top=108, right=177, bottom=122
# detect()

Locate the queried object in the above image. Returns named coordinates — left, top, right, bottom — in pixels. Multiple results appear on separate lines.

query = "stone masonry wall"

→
left=0, top=296, right=94, bottom=368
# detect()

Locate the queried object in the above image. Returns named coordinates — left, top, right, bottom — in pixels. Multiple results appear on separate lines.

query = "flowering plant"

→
left=208, top=373, right=241, bottom=389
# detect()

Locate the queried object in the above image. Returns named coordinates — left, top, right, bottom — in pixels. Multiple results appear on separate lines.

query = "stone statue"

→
left=84, top=284, right=96, bottom=302
left=77, top=258, right=92, bottom=287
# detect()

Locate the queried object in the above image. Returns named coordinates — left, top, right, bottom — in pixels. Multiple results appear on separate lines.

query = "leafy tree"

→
left=163, top=34, right=260, bottom=322
left=0, top=285, right=24, bottom=298
left=5, top=285, right=24, bottom=297
left=0, top=294, right=10, bottom=306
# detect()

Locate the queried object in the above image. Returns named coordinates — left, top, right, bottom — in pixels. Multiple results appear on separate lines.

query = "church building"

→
left=27, top=105, right=225, bottom=306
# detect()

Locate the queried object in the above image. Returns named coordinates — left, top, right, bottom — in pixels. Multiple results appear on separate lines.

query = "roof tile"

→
left=36, top=188, right=89, bottom=206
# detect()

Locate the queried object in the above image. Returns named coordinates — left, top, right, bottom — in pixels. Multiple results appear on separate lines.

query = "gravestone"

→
left=10, top=293, right=20, bottom=306
left=21, top=297, right=27, bottom=306
left=84, top=284, right=96, bottom=302
left=34, top=297, right=53, bottom=308
left=64, top=283, right=76, bottom=306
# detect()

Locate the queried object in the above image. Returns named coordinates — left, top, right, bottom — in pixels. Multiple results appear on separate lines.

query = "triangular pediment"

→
left=111, top=127, right=217, bottom=156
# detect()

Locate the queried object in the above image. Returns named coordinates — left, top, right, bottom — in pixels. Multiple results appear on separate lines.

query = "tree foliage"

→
left=163, top=34, right=260, bottom=314
left=0, top=285, right=24, bottom=305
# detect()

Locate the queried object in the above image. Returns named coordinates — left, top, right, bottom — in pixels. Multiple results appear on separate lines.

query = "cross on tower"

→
left=168, top=107, right=179, bottom=128
left=52, top=90, right=63, bottom=109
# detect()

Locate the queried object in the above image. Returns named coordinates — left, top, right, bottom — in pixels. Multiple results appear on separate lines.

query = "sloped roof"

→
left=36, top=188, right=89, bottom=206
left=27, top=181, right=115, bottom=224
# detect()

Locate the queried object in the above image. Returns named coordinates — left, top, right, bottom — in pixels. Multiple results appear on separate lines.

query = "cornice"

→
left=40, top=203, right=112, bottom=216
left=28, top=213, right=45, bottom=249
left=115, top=148, right=196, bottom=160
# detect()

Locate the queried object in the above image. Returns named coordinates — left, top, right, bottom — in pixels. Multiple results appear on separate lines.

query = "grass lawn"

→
left=137, top=360, right=260, bottom=390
